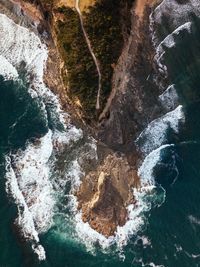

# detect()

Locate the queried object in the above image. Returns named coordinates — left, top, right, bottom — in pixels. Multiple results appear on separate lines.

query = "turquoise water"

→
left=1, top=7, right=200, bottom=267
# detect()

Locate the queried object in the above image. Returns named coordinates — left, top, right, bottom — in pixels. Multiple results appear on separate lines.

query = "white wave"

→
left=5, top=124, right=84, bottom=260
left=0, top=13, right=47, bottom=81
left=154, top=22, right=192, bottom=79
left=5, top=156, right=46, bottom=261
left=138, top=144, right=174, bottom=183
left=0, top=13, right=67, bottom=128
left=159, top=84, right=179, bottom=111
left=0, top=12, right=85, bottom=261
left=149, top=1, right=196, bottom=92
left=0, top=55, right=19, bottom=80
left=74, top=211, right=115, bottom=251
left=188, top=215, right=200, bottom=226
left=151, top=0, right=200, bottom=45
left=115, top=184, right=155, bottom=248
left=0, top=12, right=52, bottom=260
left=12, top=130, right=54, bottom=232
left=53, top=126, right=83, bottom=153
left=140, top=235, right=151, bottom=247
left=64, top=159, right=84, bottom=192
left=135, top=106, right=184, bottom=156
left=148, top=263, right=165, bottom=267
left=157, top=22, right=192, bottom=50
left=139, top=260, right=165, bottom=267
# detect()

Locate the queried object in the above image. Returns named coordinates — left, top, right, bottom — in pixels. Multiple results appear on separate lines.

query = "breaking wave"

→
left=0, top=12, right=84, bottom=260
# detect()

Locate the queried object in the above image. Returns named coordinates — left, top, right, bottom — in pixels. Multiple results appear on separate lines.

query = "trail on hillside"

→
left=75, top=0, right=102, bottom=110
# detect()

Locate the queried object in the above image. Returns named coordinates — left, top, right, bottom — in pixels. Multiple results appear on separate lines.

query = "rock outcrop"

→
left=77, top=153, right=140, bottom=236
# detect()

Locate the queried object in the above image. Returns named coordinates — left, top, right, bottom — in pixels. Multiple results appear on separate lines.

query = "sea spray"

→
left=158, top=84, right=179, bottom=111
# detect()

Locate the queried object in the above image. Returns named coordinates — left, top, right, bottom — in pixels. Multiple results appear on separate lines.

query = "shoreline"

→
left=0, top=0, right=176, bottom=241
left=1, top=0, right=151, bottom=238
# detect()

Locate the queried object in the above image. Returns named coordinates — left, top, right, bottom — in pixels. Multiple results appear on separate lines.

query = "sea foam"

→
left=0, top=12, right=83, bottom=260
left=135, top=106, right=184, bottom=156
left=0, top=55, right=19, bottom=79
left=5, top=170, right=46, bottom=261
left=154, top=22, right=192, bottom=80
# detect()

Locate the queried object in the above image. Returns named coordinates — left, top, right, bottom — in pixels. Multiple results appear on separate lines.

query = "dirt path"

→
left=75, top=0, right=102, bottom=110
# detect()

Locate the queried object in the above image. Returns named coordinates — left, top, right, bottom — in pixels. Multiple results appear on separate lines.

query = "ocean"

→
left=1, top=0, right=200, bottom=266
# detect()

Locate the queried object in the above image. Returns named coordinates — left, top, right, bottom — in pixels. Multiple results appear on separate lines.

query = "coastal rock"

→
left=76, top=153, right=139, bottom=236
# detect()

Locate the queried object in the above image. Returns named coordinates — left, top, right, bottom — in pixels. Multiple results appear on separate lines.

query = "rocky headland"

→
left=0, top=0, right=166, bottom=237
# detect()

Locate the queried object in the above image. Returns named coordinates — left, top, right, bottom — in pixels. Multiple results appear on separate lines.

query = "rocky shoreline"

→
left=0, top=0, right=163, bottom=238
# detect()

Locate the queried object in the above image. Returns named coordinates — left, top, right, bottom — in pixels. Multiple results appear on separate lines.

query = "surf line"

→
left=75, top=0, right=102, bottom=110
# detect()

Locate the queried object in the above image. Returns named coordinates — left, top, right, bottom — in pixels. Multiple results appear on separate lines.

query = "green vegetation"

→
left=55, top=6, right=98, bottom=121
left=54, top=0, right=134, bottom=121
left=83, top=0, right=133, bottom=102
